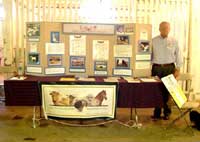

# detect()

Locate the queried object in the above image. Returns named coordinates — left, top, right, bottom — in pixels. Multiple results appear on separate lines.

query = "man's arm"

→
left=174, top=40, right=183, bottom=78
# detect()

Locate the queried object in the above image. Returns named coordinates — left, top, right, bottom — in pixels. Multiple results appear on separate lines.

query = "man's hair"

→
left=159, top=21, right=170, bottom=29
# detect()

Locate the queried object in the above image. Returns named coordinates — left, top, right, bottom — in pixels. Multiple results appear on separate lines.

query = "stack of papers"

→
left=10, top=76, right=27, bottom=80
left=139, top=78, right=158, bottom=82
left=123, top=77, right=140, bottom=83
left=104, top=77, right=119, bottom=82
left=60, top=78, right=76, bottom=81
left=77, top=77, right=95, bottom=81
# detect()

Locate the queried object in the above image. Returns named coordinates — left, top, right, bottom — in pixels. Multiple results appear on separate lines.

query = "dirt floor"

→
left=0, top=103, right=200, bottom=142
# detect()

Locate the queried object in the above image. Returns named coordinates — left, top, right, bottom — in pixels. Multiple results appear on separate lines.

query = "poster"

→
left=135, top=61, right=151, bottom=69
left=45, top=43, right=65, bottom=54
left=41, top=83, right=117, bottom=119
left=69, top=35, right=86, bottom=56
left=136, top=54, right=151, bottom=61
left=63, top=23, right=115, bottom=35
left=114, top=45, right=132, bottom=57
left=93, top=40, right=109, bottom=60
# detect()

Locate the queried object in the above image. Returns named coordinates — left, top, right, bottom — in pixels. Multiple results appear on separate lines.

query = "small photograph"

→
left=70, top=56, right=85, bottom=69
left=115, top=57, right=130, bottom=69
left=117, top=35, right=129, bottom=45
left=138, top=40, right=150, bottom=53
left=124, top=24, right=134, bottom=34
left=50, top=32, right=60, bottom=43
left=28, top=53, right=40, bottom=65
left=48, top=55, right=62, bottom=66
left=116, top=24, right=124, bottom=34
left=94, top=61, right=107, bottom=71
left=27, top=23, right=40, bottom=41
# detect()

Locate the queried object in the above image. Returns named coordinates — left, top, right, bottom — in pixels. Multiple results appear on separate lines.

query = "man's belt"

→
left=153, top=63, right=174, bottom=67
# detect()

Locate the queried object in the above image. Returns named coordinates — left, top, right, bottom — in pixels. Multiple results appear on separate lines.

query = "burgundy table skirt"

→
left=4, top=75, right=165, bottom=107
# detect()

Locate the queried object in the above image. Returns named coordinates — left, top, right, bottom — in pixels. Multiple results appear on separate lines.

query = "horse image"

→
left=85, top=90, right=107, bottom=106
left=74, top=90, right=107, bottom=112
left=94, top=90, right=107, bottom=106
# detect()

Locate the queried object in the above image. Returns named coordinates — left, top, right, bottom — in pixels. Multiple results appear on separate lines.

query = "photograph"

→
left=70, top=56, right=85, bottom=69
left=138, top=40, right=150, bottom=53
left=50, top=32, right=60, bottom=43
left=28, top=53, right=40, bottom=65
left=26, top=23, right=40, bottom=41
left=94, top=61, right=107, bottom=71
left=47, top=55, right=62, bottom=66
left=116, top=35, right=129, bottom=45
left=116, top=24, right=124, bottom=34
left=115, top=57, right=130, bottom=69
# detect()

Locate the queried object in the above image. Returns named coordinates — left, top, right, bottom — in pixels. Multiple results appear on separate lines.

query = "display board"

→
left=26, top=22, right=152, bottom=77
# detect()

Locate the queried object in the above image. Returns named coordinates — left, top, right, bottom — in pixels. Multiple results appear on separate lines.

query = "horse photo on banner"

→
left=40, top=82, right=117, bottom=119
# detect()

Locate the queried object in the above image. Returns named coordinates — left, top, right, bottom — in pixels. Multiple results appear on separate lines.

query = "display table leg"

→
left=126, top=107, right=142, bottom=128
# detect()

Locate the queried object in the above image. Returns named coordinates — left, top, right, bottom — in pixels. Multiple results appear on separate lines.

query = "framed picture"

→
left=94, top=61, right=107, bottom=71
left=47, top=54, right=62, bottom=66
left=50, top=32, right=60, bottom=43
left=115, top=57, right=130, bottom=69
left=116, top=35, right=129, bottom=45
left=41, top=82, right=117, bottom=119
left=70, top=56, right=85, bottom=69
left=27, top=23, right=40, bottom=41
left=28, top=53, right=40, bottom=65
left=138, top=40, right=150, bottom=53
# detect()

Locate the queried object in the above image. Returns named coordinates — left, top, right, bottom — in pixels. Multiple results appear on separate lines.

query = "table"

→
left=4, top=75, right=165, bottom=107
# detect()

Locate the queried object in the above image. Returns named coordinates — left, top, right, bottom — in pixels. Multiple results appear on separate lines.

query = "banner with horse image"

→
left=41, top=83, right=117, bottom=119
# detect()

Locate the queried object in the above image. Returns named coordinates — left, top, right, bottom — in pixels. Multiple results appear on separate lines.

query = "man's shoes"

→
left=151, top=115, right=170, bottom=120
left=151, top=115, right=162, bottom=121
left=163, top=115, right=170, bottom=120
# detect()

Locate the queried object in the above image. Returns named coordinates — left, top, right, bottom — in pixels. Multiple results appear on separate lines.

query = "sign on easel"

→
left=161, top=74, right=187, bottom=108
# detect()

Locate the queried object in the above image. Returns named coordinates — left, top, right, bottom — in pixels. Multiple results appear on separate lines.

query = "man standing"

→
left=151, top=21, right=183, bottom=120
